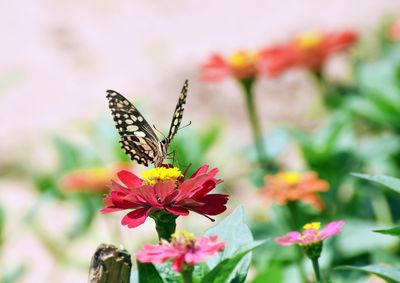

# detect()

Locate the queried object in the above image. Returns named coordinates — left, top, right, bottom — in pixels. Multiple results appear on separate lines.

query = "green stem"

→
left=181, top=266, right=194, bottom=283
left=311, top=258, right=322, bottom=282
left=150, top=211, right=178, bottom=242
left=239, top=78, right=275, bottom=172
left=286, top=202, right=308, bottom=283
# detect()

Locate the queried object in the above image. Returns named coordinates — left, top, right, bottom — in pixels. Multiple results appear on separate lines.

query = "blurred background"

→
left=2, top=0, right=400, bottom=282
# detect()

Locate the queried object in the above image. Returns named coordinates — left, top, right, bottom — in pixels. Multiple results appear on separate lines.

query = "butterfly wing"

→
left=165, top=80, right=188, bottom=142
left=106, top=90, right=161, bottom=166
left=119, top=135, right=160, bottom=166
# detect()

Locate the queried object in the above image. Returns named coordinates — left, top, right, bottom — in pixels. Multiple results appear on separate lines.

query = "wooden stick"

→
left=88, top=243, right=132, bottom=283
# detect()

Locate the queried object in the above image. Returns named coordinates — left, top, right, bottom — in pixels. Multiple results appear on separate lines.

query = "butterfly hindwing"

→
left=166, top=79, right=188, bottom=142
left=119, top=135, right=160, bottom=166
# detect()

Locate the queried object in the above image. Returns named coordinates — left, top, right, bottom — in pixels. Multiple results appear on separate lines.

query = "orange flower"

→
left=260, top=171, right=329, bottom=210
left=59, top=163, right=132, bottom=194
left=200, top=50, right=262, bottom=82
left=259, top=29, right=358, bottom=76
left=388, top=19, right=400, bottom=41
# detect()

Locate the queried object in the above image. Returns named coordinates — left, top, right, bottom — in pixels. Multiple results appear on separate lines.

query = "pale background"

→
left=1, top=1, right=399, bottom=282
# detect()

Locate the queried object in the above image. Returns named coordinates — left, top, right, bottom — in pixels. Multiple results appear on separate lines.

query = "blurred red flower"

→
left=59, top=163, right=131, bottom=194
left=260, top=171, right=329, bottom=210
left=388, top=19, right=400, bottom=41
left=259, top=30, right=358, bottom=76
left=101, top=165, right=229, bottom=228
left=200, top=50, right=263, bottom=82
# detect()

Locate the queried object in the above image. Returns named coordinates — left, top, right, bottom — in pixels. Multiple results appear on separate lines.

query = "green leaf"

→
left=374, top=226, right=400, bottom=237
left=337, top=219, right=398, bottom=257
left=352, top=173, right=400, bottom=194
left=251, top=261, right=283, bottom=283
left=204, top=206, right=262, bottom=282
left=337, top=265, right=400, bottom=283
left=199, top=121, right=221, bottom=152
left=201, top=245, right=259, bottom=283
left=0, top=264, right=27, bottom=283
left=136, top=261, right=164, bottom=283
left=52, top=136, right=81, bottom=171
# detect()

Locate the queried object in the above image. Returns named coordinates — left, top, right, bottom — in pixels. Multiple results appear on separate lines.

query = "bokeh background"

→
left=2, top=1, right=400, bottom=282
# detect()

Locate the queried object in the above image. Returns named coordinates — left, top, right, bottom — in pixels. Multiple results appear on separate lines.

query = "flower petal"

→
left=319, top=220, right=345, bottom=240
left=121, top=207, right=152, bottom=228
left=117, top=170, right=143, bottom=188
left=275, top=231, right=302, bottom=246
left=166, top=206, right=190, bottom=216
left=189, top=194, right=229, bottom=215
left=153, top=181, right=177, bottom=203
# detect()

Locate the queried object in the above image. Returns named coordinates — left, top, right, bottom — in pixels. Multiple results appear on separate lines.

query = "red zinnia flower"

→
left=259, top=29, right=358, bottom=76
left=101, top=165, right=229, bottom=228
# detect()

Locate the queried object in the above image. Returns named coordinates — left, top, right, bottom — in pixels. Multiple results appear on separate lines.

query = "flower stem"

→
left=181, top=266, right=194, bottom=283
left=150, top=211, right=178, bottom=242
left=239, top=78, right=276, bottom=172
left=311, top=257, right=322, bottom=282
left=286, top=202, right=307, bottom=283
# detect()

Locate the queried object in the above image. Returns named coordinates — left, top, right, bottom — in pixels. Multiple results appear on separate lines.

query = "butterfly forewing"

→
left=107, top=90, right=161, bottom=165
left=165, top=79, right=188, bottom=142
left=106, top=81, right=188, bottom=167
left=106, top=90, right=158, bottom=141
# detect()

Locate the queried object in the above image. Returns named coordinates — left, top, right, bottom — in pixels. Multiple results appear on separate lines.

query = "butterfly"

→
left=106, top=80, right=188, bottom=167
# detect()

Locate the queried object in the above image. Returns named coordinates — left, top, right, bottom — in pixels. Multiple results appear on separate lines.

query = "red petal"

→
left=166, top=206, right=190, bottom=216
left=175, top=175, right=209, bottom=200
left=190, top=194, right=229, bottom=215
left=117, top=170, right=143, bottom=188
left=192, top=179, right=217, bottom=198
left=153, top=181, right=176, bottom=203
left=121, top=207, right=152, bottom=228
left=190, top=164, right=210, bottom=178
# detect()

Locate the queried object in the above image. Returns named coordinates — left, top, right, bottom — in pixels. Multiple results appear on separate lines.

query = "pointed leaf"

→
left=204, top=206, right=261, bottom=282
left=136, top=261, right=164, bottom=283
left=352, top=173, right=400, bottom=194
left=374, top=226, right=400, bottom=237
left=201, top=243, right=263, bottom=283
left=337, top=265, right=400, bottom=283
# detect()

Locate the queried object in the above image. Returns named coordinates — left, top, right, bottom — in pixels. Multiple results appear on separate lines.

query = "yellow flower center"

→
left=87, top=167, right=108, bottom=177
left=171, top=230, right=196, bottom=246
left=279, top=172, right=302, bottom=185
left=141, top=167, right=182, bottom=185
left=303, top=222, right=321, bottom=230
left=295, top=31, right=323, bottom=50
left=228, top=51, right=258, bottom=68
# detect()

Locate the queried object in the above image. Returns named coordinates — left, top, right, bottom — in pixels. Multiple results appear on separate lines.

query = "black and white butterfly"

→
left=106, top=80, right=188, bottom=167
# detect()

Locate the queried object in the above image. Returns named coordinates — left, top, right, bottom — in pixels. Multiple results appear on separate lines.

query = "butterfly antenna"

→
left=152, top=124, right=167, bottom=140
left=178, top=121, right=192, bottom=131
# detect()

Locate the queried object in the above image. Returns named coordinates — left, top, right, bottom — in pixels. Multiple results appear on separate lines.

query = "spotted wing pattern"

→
left=106, top=90, right=161, bottom=166
left=106, top=80, right=188, bottom=167
left=165, top=79, right=188, bottom=143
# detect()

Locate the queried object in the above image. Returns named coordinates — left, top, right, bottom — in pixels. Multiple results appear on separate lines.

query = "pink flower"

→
left=136, top=231, right=225, bottom=272
left=101, top=165, right=229, bottom=228
left=276, top=220, right=345, bottom=246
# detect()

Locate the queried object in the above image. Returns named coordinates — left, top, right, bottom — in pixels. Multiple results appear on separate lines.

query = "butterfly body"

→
left=106, top=80, right=188, bottom=167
